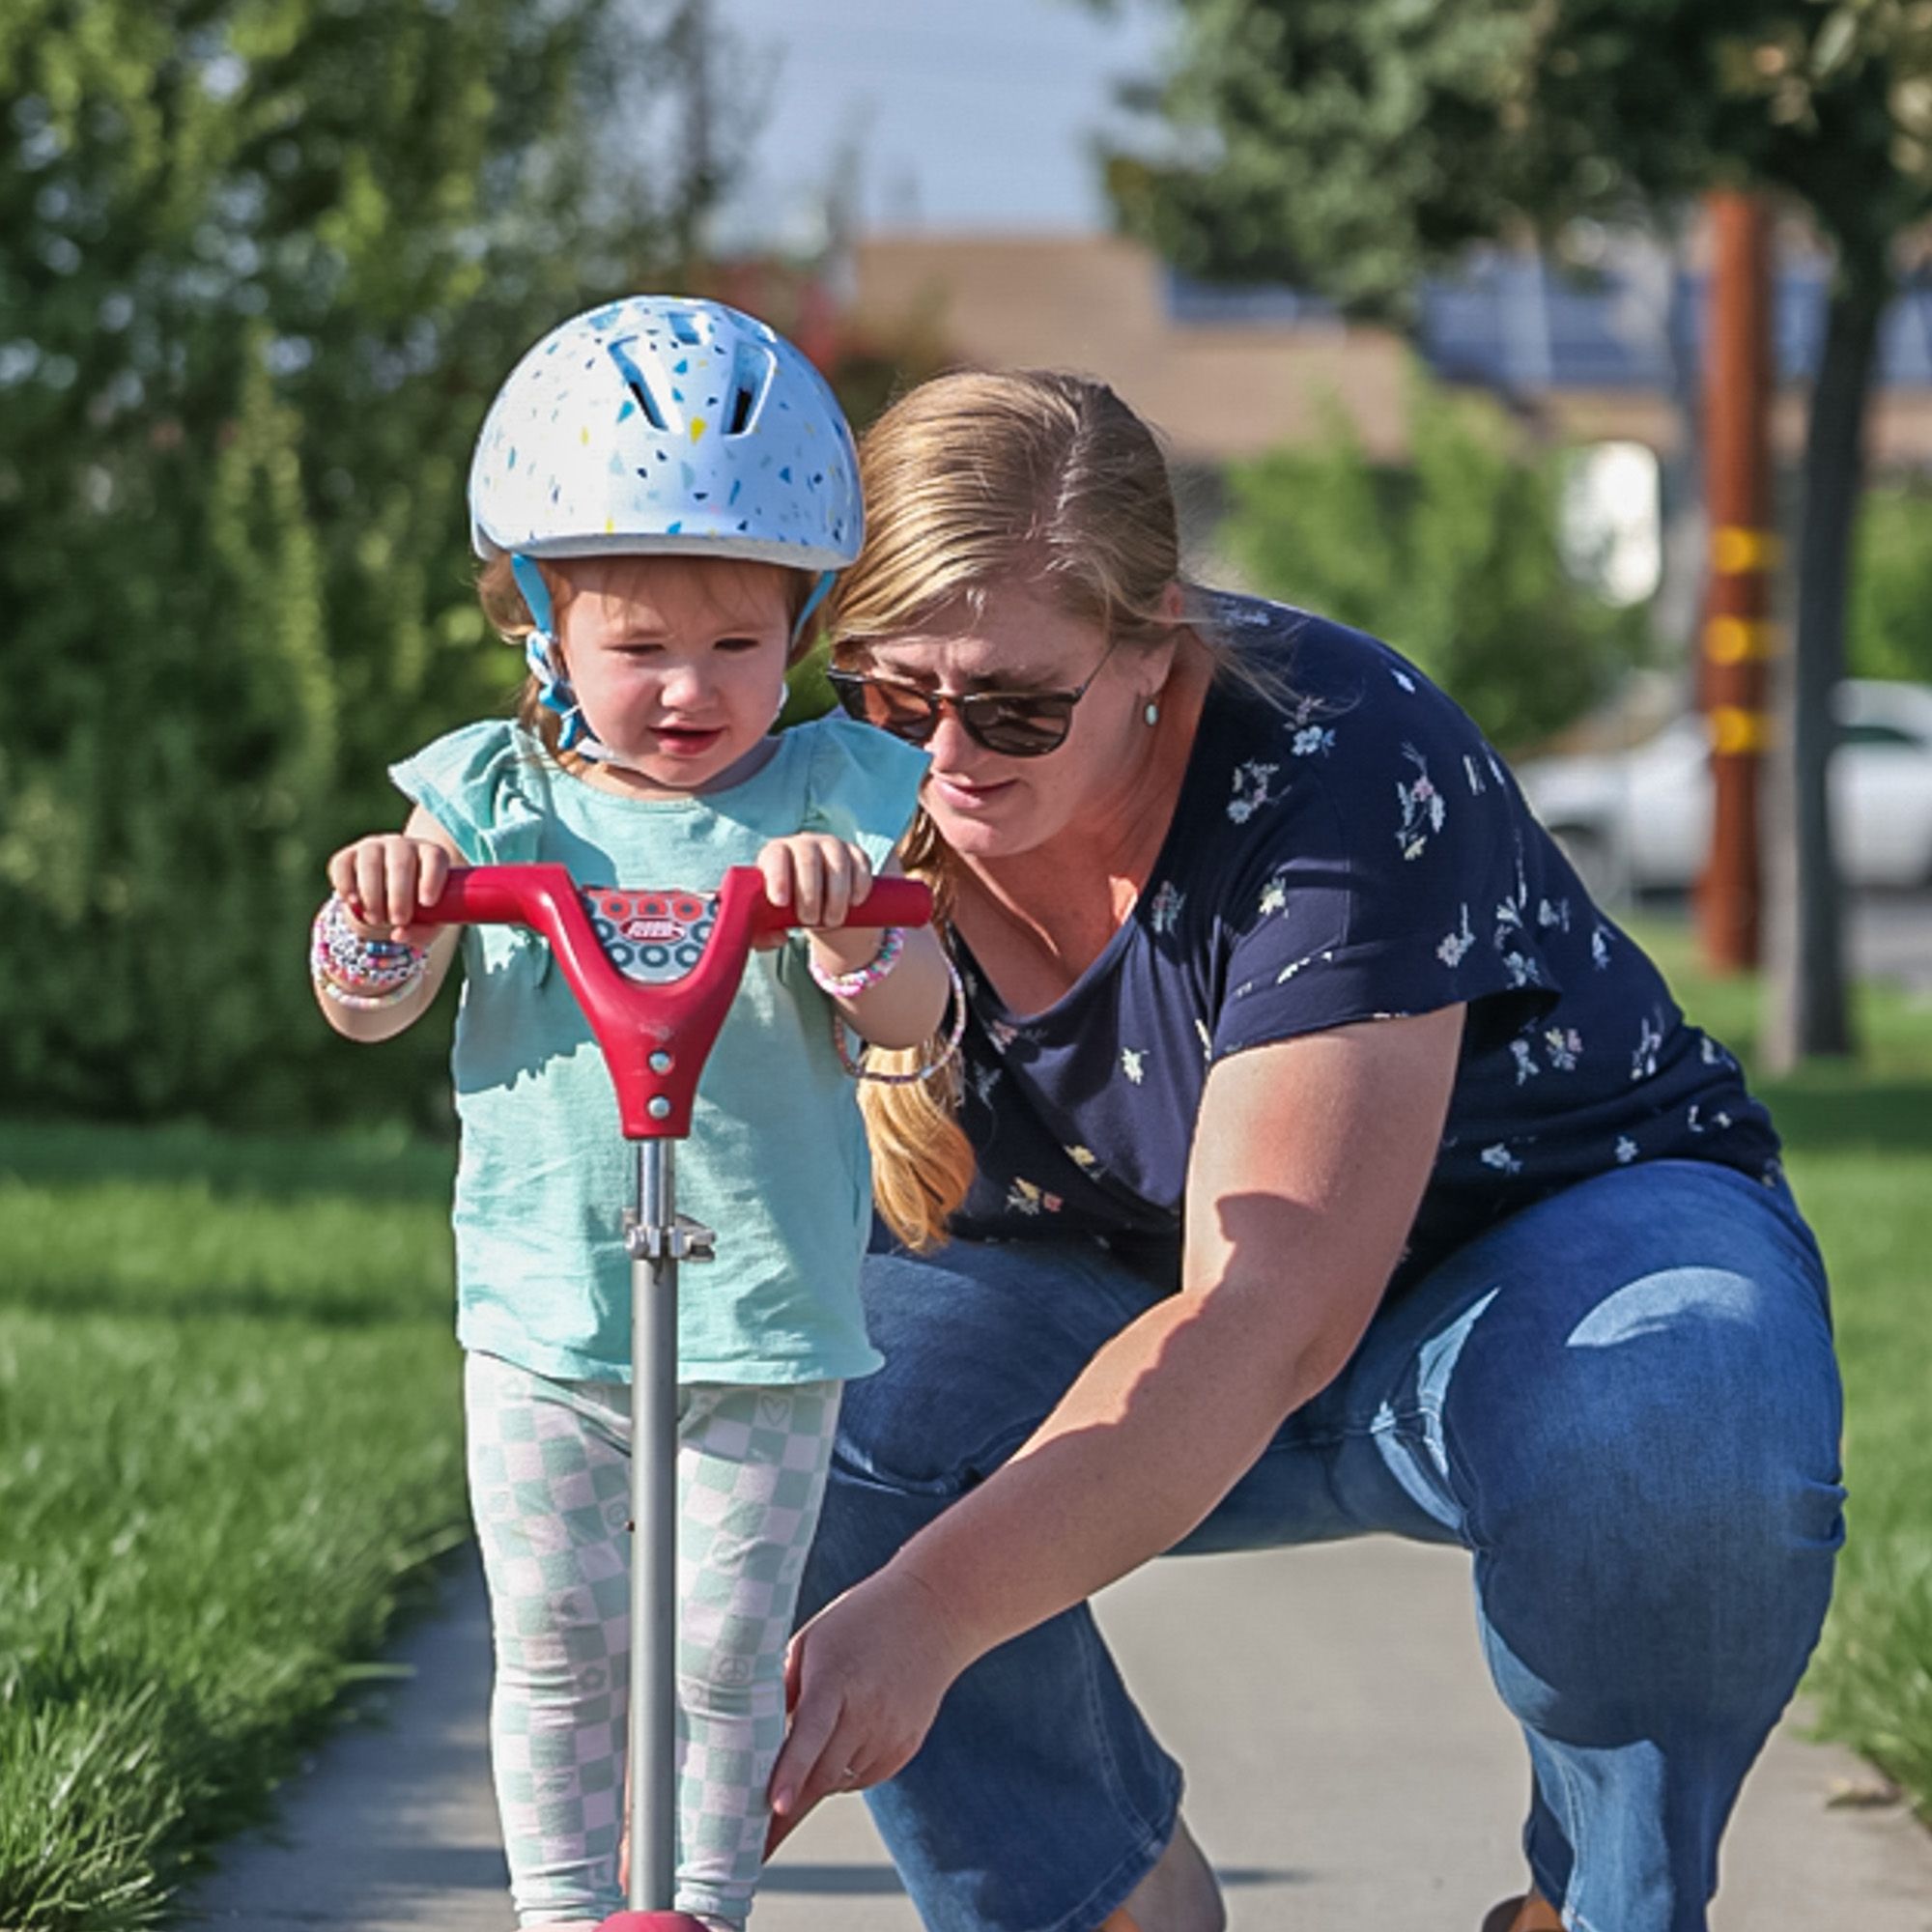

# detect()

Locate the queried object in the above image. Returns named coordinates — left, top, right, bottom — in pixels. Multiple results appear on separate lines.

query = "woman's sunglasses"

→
left=826, top=638, right=1122, bottom=758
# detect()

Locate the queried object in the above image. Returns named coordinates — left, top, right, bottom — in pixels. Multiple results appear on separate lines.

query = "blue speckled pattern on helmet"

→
left=469, top=296, right=862, bottom=572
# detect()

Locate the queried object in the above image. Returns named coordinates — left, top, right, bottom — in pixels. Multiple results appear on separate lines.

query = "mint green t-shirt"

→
left=390, top=715, right=929, bottom=1386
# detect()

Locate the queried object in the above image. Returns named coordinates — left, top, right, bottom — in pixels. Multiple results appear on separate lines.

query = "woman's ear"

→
left=1140, top=583, right=1188, bottom=700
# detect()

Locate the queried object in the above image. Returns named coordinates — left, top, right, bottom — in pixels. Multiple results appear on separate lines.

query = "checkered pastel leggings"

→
left=465, top=1350, right=841, bottom=1928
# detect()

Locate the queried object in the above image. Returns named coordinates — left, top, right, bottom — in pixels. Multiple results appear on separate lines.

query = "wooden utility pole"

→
left=1696, top=191, right=1778, bottom=973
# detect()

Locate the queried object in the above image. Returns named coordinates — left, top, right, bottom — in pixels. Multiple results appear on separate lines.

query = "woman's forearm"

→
left=885, top=1282, right=1330, bottom=1669
left=886, top=1015, right=1459, bottom=1668
left=878, top=1015, right=1445, bottom=1670
left=771, top=1021, right=1458, bottom=1817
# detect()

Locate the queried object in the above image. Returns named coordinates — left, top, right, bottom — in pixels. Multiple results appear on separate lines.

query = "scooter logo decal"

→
left=582, top=889, right=717, bottom=983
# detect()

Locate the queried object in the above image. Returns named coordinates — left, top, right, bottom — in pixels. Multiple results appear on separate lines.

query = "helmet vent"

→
left=666, top=309, right=703, bottom=347
left=605, top=338, right=668, bottom=430
left=724, top=341, right=775, bottom=436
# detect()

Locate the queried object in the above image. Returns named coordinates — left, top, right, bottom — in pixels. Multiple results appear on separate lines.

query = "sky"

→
left=699, top=0, right=1176, bottom=246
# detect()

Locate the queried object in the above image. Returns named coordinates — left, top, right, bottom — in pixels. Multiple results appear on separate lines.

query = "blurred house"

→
left=844, top=232, right=1412, bottom=561
left=850, top=232, right=1410, bottom=465
left=848, top=228, right=1932, bottom=471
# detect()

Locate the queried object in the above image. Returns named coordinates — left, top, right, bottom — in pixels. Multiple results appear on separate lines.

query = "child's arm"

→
left=755, top=835, right=951, bottom=1050
left=314, top=806, right=466, bottom=1044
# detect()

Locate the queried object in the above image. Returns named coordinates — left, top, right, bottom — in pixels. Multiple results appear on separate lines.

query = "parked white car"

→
left=1515, top=678, right=1932, bottom=902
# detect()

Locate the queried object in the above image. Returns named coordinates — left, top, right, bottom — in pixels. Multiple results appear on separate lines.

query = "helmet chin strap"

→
left=795, top=569, right=835, bottom=638
left=509, top=553, right=558, bottom=638
left=512, top=554, right=611, bottom=759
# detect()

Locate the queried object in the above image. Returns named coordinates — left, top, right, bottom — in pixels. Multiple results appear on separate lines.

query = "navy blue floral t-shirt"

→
left=948, top=593, right=1783, bottom=1295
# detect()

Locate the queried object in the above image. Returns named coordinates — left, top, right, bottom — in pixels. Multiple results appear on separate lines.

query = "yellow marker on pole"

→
left=1710, top=706, right=1776, bottom=756
left=1711, top=525, right=1783, bottom=575
left=1704, top=616, right=1784, bottom=665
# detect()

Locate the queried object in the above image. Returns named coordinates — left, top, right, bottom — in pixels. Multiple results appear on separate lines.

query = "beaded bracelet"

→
left=311, top=893, right=430, bottom=1005
left=807, top=925, right=905, bottom=1001
left=310, top=946, right=427, bottom=999
left=831, top=955, right=968, bottom=1085
left=312, top=893, right=429, bottom=989
left=314, top=973, right=422, bottom=1012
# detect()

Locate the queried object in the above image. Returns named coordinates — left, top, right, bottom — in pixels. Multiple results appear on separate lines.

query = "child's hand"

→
left=327, top=834, right=452, bottom=947
left=754, top=834, right=874, bottom=943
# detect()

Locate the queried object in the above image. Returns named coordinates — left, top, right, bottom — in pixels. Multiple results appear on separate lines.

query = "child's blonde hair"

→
left=828, top=367, right=1235, bottom=1253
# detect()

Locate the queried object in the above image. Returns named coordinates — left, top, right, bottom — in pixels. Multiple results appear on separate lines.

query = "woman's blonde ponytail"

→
left=860, top=810, right=976, bottom=1252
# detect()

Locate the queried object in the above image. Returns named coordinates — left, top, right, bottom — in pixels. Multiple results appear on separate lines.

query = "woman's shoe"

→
left=1480, top=1893, right=1563, bottom=1932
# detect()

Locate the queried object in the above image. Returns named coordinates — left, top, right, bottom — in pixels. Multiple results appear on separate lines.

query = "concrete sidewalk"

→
left=184, top=1539, right=1932, bottom=1930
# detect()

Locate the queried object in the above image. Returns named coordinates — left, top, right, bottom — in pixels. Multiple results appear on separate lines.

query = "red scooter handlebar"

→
left=417, top=864, right=933, bottom=1140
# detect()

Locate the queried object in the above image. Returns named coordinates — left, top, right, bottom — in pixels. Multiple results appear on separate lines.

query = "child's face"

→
left=551, top=555, right=794, bottom=790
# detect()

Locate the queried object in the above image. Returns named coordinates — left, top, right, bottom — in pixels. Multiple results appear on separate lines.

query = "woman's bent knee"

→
left=1456, top=1259, right=1841, bottom=1548
left=1448, top=1249, right=1842, bottom=1723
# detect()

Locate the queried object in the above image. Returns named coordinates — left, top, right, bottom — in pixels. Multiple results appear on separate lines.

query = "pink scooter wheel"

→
left=597, top=1915, right=715, bottom=1930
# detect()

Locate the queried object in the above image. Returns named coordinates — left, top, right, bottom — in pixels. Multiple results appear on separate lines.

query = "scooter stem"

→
left=626, top=1138, right=685, bottom=1917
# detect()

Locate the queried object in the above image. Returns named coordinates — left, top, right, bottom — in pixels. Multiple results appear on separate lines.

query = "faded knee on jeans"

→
left=1464, top=1312, right=1841, bottom=1738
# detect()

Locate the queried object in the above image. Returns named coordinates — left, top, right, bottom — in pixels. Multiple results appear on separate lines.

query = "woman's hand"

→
left=764, top=1566, right=976, bottom=1852
left=326, top=832, right=452, bottom=948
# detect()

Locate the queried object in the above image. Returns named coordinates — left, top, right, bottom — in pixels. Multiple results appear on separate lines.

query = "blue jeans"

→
left=796, top=1160, right=1844, bottom=1932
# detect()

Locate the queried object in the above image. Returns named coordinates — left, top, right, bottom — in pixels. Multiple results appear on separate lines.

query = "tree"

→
left=1105, top=0, right=1931, bottom=1063
left=1848, top=482, right=1932, bottom=684
left=0, top=0, right=717, bottom=1126
left=1220, top=375, right=1648, bottom=754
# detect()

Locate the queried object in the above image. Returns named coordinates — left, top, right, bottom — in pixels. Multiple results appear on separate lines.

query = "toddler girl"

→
left=311, top=297, right=952, bottom=1928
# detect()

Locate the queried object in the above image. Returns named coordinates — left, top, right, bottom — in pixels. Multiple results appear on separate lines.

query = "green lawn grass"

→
left=0, top=1121, right=469, bottom=1929
left=1631, top=917, right=1932, bottom=1817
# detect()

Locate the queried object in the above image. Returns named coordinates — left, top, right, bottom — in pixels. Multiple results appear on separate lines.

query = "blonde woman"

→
left=766, top=371, right=1841, bottom=1932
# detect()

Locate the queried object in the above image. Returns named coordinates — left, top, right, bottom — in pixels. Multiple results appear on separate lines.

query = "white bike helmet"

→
left=469, top=297, right=861, bottom=757
left=469, top=296, right=861, bottom=572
